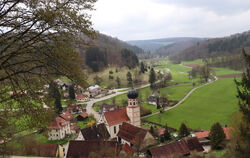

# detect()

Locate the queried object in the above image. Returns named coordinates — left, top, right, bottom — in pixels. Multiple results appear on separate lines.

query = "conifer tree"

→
left=69, top=85, right=76, bottom=100
left=116, top=77, right=121, bottom=88
left=178, top=123, right=190, bottom=138
left=164, top=124, right=171, bottom=141
left=127, top=71, right=133, bottom=87
left=140, top=62, right=145, bottom=73
left=228, top=48, right=250, bottom=157
left=209, top=122, right=225, bottom=150
left=149, top=68, right=156, bottom=89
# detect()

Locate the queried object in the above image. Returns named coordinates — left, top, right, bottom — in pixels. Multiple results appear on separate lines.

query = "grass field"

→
left=212, top=67, right=242, bottom=76
left=182, top=59, right=204, bottom=65
left=159, top=83, right=195, bottom=101
left=144, top=78, right=239, bottom=130
left=87, top=66, right=149, bottom=88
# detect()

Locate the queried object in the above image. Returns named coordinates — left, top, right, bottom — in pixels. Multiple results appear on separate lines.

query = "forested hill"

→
left=170, top=30, right=250, bottom=62
left=127, top=37, right=206, bottom=52
left=77, top=33, right=142, bottom=72
left=155, top=39, right=206, bottom=56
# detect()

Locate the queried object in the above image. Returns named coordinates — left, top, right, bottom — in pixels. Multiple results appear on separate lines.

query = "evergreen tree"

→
left=127, top=71, right=133, bottom=87
left=164, top=124, right=171, bottom=141
left=209, top=122, right=225, bottom=150
left=178, top=123, right=190, bottom=138
left=55, top=96, right=63, bottom=114
left=229, top=48, right=250, bottom=157
left=49, top=81, right=63, bottom=114
left=160, top=135, right=165, bottom=143
left=149, top=68, right=156, bottom=89
left=140, top=62, right=145, bottom=73
left=149, top=126, right=155, bottom=136
left=69, top=85, right=75, bottom=100
left=116, top=77, right=121, bottom=88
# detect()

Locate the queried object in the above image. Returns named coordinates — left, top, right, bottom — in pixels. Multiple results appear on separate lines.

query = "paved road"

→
left=141, top=76, right=218, bottom=119
left=85, top=84, right=151, bottom=121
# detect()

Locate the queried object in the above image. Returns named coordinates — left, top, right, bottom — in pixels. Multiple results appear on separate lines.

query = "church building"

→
left=99, top=88, right=141, bottom=138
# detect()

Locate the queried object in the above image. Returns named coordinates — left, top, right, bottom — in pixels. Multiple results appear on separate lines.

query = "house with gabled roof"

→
left=47, top=117, right=71, bottom=140
left=76, top=93, right=88, bottom=102
left=117, top=122, right=156, bottom=150
left=76, top=123, right=110, bottom=141
left=148, top=137, right=204, bottom=158
left=100, top=88, right=141, bottom=139
left=66, top=140, right=122, bottom=158
left=99, top=104, right=119, bottom=114
left=76, top=112, right=88, bottom=121
left=193, top=127, right=231, bottom=144
left=60, top=112, right=74, bottom=122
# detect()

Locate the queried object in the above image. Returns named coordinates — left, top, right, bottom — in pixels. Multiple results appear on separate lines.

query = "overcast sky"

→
left=91, top=0, right=250, bottom=41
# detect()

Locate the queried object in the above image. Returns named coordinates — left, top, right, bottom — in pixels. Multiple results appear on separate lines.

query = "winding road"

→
left=85, top=61, right=219, bottom=122
left=85, top=84, right=151, bottom=121
left=141, top=76, right=218, bottom=119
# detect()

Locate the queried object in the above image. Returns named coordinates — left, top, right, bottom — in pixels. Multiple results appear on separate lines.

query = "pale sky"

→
left=91, top=0, right=250, bottom=41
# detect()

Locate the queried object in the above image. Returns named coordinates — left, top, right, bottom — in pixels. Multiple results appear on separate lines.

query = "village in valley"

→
left=4, top=57, right=237, bottom=158
left=1, top=1, right=250, bottom=158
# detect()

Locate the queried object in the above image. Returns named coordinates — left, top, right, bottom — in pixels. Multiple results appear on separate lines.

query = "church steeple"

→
left=126, top=88, right=141, bottom=127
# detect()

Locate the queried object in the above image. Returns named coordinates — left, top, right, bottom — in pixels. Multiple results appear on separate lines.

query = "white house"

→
left=47, top=117, right=71, bottom=140
left=100, top=88, right=141, bottom=139
left=87, top=85, right=101, bottom=98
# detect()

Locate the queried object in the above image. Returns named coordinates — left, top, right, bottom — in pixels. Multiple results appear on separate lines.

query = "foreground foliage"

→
left=0, top=0, right=96, bottom=155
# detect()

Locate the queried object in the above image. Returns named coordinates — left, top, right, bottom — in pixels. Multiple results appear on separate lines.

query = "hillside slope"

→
left=170, top=31, right=250, bottom=61
left=77, top=33, right=143, bottom=71
left=127, top=37, right=206, bottom=52
left=155, top=39, right=205, bottom=56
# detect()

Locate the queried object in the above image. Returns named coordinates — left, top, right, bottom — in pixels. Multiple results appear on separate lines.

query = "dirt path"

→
left=141, top=76, right=218, bottom=119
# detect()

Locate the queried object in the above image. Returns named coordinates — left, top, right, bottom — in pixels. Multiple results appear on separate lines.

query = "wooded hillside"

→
left=170, top=31, right=250, bottom=70
left=170, top=31, right=250, bottom=61
left=77, top=33, right=142, bottom=71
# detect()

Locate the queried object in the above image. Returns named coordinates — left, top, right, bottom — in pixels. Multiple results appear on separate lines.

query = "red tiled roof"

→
left=194, top=130, right=210, bottom=139
left=71, top=125, right=80, bottom=131
left=194, top=127, right=231, bottom=140
left=60, top=112, right=74, bottom=121
left=76, top=94, right=87, bottom=100
left=66, top=140, right=122, bottom=158
left=149, top=140, right=190, bottom=158
left=47, top=117, right=69, bottom=129
left=117, top=122, right=147, bottom=144
left=123, top=143, right=134, bottom=155
left=80, top=112, right=88, bottom=118
left=104, top=108, right=130, bottom=126
left=223, top=127, right=231, bottom=140
left=156, top=128, right=165, bottom=136
left=25, top=144, right=58, bottom=157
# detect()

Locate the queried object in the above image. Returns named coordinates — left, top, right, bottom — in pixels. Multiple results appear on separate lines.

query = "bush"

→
left=140, top=106, right=152, bottom=117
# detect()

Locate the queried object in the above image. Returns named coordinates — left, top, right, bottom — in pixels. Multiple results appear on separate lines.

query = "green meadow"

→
left=144, top=78, right=239, bottom=130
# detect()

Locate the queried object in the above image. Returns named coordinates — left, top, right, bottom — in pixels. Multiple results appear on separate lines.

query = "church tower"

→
left=126, top=88, right=141, bottom=127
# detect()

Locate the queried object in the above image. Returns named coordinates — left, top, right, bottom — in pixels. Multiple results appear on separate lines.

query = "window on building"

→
left=114, top=126, right=116, bottom=134
left=133, top=102, right=135, bottom=105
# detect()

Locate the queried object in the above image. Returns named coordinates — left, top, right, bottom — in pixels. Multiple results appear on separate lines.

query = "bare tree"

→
left=0, top=0, right=96, bottom=155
